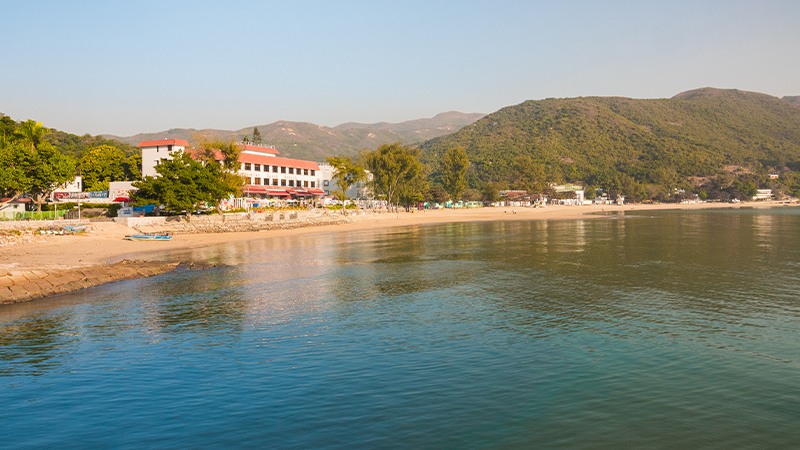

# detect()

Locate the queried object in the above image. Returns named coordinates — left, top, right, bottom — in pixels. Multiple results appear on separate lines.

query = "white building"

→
left=0, top=198, right=31, bottom=219
left=138, top=139, right=188, bottom=178
left=52, top=176, right=83, bottom=201
left=317, top=163, right=371, bottom=199
left=138, top=141, right=325, bottom=201
left=553, top=184, right=585, bottom=205
left=754, top=189, right=773, bottom=200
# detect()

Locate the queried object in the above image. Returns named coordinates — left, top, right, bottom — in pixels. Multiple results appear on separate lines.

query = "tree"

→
left=461, top=188, right=482, bottom=201
left=439, top=146, right=469, bottom=201
left=364, top=142, right=423, bottom=211
left=429, top=186, right=449, bottom=203
left=481, top=182, right=501, bottom=202
left=326, top=155, right=367, bottom=215
left=0, top=142, right=32, bottom=206
left=252, top=127, right=262, bottom=145
left=124, top=154, right=142, bottom=180
left=132, top=152, right=238, bottom=219
left=79, top=145, right=126, bottom=191
left=193, top=138, right=245, bottom=216
left=512, top=155, right=548, bottom=193
left=18, top=120, right=48, bottom=152
left=26, top=142, right=76, bottom=211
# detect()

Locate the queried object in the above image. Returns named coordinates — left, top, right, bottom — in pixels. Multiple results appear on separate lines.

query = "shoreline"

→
left=2, top=201, right=795, bottom=304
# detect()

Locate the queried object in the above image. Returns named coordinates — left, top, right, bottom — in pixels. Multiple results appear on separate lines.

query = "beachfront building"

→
left=317, top=162, right=371, bottom=200
left=138, top=141, right=325, bottom=201
left=754, top=189, right=773, bottom=201
left=233, top=144, right=324, bottom=200
left=0, top=198, right=31, bottom=219
left=553, top=184, right=585, bottom=205
left=139, top=139, right=188, bottom=178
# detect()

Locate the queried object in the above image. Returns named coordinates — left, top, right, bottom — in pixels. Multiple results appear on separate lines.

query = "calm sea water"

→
left=2, top=208, right=800, bottom=449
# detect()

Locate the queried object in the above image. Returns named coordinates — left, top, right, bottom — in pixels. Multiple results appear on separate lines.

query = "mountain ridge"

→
left=103, top=112, right=486, bottom=162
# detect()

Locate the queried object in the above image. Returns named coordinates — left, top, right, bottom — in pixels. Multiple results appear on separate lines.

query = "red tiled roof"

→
left=243, top=186, right=291, bottom=196
left=239, top=144, right=279, bottom=155
left=185, top=148, right=224, bottom=160
left=239, top=153, right=319, bottom=171
left=137, top=139, right=189, bottom=148
left=184, top=148, right=319, bottom=171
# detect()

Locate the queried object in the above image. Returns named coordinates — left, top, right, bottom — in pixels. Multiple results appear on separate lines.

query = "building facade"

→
left=139, top=139, right=188, bottom=178
left=138, top=141, right=325, bottom=200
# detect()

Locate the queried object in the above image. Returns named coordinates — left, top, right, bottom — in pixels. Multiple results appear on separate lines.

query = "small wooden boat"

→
left=125, top=234, right=173, bottom=241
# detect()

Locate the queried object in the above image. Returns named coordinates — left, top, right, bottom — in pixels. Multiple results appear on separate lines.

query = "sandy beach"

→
left=3, top=201, right=791, bottom=272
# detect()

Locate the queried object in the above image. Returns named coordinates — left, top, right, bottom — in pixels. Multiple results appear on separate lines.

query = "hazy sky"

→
left=2, top=0, right=798, bottom=136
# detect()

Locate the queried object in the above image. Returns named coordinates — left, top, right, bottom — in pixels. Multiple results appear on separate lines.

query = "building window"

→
left=289, top=167, right=294, bottom=174
left=254, top=178, right=260, bottom=185
left=289, top=180, right=294, bottom=187
left=254, top=164, right=261, bottom=171
left=245, top=163, right=251, bottom=170
left=310, top=170, right=315, bottom=176
left=273, top=165, right=278, bottom=173
left=272, top=179, right=278, bottom=186
left=281, top=166, right=286, bottom=174
left=303, top=169, right=308, bottom=176
left=304, top=180, right=308, bottom=187
left=311, top=181, right=315, bottom=188
left=281, top=179, right=286, bottom=186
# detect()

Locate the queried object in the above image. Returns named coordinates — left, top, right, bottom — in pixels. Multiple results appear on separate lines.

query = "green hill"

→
left=420, top=88, right=800, bottom=196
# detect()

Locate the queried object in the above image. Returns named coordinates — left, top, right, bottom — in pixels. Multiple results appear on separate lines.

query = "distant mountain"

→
left=104, top=112, right=485, bottom=162
left=784, top=96, right=800, bottom=105
left=419, top=88, right=800, bottom=191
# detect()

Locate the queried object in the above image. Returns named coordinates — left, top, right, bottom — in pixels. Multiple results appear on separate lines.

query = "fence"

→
left=0, top=210, right=69, bottom=221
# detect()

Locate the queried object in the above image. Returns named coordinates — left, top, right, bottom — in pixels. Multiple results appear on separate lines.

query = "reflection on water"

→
left=1, top=208, right=800, bottom=449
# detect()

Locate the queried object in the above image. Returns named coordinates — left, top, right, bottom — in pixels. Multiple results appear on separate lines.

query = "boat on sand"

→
left=125, top=234, right=172, bottom=241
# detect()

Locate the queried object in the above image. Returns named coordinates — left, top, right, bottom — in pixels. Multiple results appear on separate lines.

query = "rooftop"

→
left=137, top=139, right=189, bottom=148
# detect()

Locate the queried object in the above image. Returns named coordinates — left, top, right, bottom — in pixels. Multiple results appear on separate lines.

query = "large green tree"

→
left=195, top=138, right=245, bottom=215
left=0, top=142, right=32, bottom=206
left=364, top=142, right=423, bottom=211
left=252, top=127, right=262, bottom=145
left=132, top=152, right=238, bottom=219
left=124, top=154, right=142, bottom=180
left=326, top=155, right=367, bottom=214
left=80, top=145, right=126, bottom=191
left=439, top=146, right=469, bottom=201
left=26, top=142, right=76, bottom=211
left=18, top=120, right=48, bottom=152
left=1, top=123, right=76, bottom=210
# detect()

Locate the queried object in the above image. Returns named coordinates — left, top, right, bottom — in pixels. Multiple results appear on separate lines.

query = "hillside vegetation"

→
left=420, top=88, right=800, bottom=200
left=105, top=112, right=485, bottom=162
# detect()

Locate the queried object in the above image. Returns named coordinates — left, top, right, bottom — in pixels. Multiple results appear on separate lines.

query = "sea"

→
left=1, top=207, right=799, bottom=449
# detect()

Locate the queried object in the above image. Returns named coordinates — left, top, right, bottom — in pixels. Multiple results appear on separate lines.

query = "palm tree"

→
left=18, top=120, right=48, bottom=152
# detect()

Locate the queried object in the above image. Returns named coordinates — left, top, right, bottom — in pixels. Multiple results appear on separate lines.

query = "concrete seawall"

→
left=116, top=210, right=381, bottom=235
left=0, top=260, right=180, bottom=305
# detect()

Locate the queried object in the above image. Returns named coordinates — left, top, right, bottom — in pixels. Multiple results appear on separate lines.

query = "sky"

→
left=2, top=0, right=799, bottom=136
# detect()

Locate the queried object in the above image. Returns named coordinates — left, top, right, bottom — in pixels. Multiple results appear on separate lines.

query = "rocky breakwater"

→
left=0, top=260, right=181, bottom=305
left=118, top=210, right=379, bottom=236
